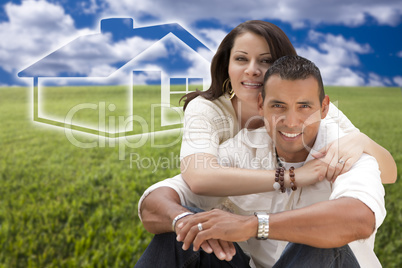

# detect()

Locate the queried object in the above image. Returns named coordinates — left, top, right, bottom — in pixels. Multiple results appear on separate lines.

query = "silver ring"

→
left=338, top=160, right=345, bottom=165
left=198, top=223, right=203, bottom=231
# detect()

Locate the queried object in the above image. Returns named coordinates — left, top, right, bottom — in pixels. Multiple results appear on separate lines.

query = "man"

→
left=137, top=56, right=386, bottom=267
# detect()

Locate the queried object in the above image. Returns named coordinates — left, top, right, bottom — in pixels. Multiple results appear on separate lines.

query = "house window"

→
left=170, top=78, right=203, bottom=107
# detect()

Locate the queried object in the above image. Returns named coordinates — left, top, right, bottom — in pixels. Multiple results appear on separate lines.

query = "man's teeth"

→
left=280, top=132, right=301, bottom=138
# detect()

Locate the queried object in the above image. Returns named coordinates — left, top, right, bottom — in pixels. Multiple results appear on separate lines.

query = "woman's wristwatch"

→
left=254, top=212, right=269, bottom=240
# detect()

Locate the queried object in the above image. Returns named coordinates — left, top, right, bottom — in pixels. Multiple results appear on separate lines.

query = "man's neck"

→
left=277, top=150, right=309, bottom=163
left=276, top=136, right=317, bottom=163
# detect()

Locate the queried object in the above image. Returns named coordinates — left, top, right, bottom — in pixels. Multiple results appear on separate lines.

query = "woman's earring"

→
left=222, top=78, right=235, bottom=100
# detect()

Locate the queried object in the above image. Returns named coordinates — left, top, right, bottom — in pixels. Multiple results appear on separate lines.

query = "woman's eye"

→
left=235, top=57, right=247, bottom=61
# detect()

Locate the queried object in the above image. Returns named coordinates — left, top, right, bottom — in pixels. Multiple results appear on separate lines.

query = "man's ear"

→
left=258, top=92, right=264, bottom=116
left=321, top=95, right=330, bottom=119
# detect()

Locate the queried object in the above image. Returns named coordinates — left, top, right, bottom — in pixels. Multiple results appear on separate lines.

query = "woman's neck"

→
left=231, top=97, right=264, bottom=130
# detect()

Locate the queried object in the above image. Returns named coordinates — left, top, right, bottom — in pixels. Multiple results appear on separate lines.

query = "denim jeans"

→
left=273, top=242, right=360, bottom=268
left=135, top=232, right=360, bottom=268
left=135, top=207, right=360, bottom=268
left=135, top=206, right=251, bottom=268
left=134, top=232, right=251, bottom=268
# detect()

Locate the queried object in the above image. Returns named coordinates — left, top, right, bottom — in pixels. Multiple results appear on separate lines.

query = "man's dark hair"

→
left=262, top=55, right=325, bottom=103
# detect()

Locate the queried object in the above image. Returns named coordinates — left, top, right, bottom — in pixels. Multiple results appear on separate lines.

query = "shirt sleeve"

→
left=138, top=174, right=226, bottom=222
left=180, top=97, right=236, bottom=160
left=330, top=154, right=386, bottom=229
left=217, top=132, right=239, bottom=167
left=326, top=102, right=359, bottom=134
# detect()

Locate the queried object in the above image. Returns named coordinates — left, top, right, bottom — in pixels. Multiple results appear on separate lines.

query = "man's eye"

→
left=236, top=57, right=247, bottom=61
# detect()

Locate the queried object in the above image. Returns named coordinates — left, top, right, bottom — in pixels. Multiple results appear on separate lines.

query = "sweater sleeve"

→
left=180, top=96, right=237, bottom=160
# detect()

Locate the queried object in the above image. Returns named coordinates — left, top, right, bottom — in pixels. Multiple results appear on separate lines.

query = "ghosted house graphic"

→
left=18, top=18, right=213, bottom=137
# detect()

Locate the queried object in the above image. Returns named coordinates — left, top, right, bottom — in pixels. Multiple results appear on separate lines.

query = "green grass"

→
left=326, top=86, right=402, bottom=266
left=0, top=86, right=401, bottom=267
left=36, top=85, right=182, bottom=136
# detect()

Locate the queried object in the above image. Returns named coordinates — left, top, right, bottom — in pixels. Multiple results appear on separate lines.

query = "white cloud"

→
left=2, top=0, right=398, bottom=88
left=17, top=25, right=167, bottom=79
left=81, top=0, right=103, bottom=14
left=181, top=47, right=212, bottom=87
left=101, top=0, right=402, bottom=28
left=30, top=31, right=211, bottom=87
left=131, top=65, right=163, bottom=85
left=88, top=64, right=117, bottom=77
left=393, top=76, right=402, bottom=87
left=367, top=73, right=392, bottom=87
left=397, top=51, right=402, bottom=57
left=321, top=65, right=365, bottom=86
left=114, top=36, right=168, bottom=61
left=128, top=33, right=211, bottom=79
left=198, top=28, right=228, bottom=51
left=0, top=0, right=93, bottom=76
left=297, top=31, right=374, bottom=86
left=371, top=5, right=402, bottom=26
left=308, top=31, right=372, bottom=55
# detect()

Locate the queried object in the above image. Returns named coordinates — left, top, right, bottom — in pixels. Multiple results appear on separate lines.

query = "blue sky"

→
left=0, top=0, right=401, bottom=87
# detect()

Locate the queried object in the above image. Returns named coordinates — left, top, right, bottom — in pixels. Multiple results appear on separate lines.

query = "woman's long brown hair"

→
left=181, top=20, right=297, bottom=111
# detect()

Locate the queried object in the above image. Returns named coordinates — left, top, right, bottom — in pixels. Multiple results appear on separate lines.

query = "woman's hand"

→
left=294, top=158, right=328, bottom=187
left=312, top=131, right=365, bottom=182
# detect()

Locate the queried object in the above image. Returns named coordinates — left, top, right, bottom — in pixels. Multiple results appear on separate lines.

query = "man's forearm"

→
left=269, top=197, right=375, bottom=248
left=179, top=197, right=375, bottom=251
left=140, top=188, right=238, bottom=261
left=140, top=187, right=190, bottom=234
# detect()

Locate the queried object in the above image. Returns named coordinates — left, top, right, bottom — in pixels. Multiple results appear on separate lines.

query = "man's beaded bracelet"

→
left=289, top=166, right=297, bottom=191
left=273, top=166, right=297, bottom=192
left=274, top=167, right=286, bottom=193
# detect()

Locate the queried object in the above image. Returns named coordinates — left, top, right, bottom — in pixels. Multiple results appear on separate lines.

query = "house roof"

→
left=18, top=18, right=213, bottom=78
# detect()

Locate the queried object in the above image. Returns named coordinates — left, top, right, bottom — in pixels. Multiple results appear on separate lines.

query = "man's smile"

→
left=279, top=131, right=303, bottom=139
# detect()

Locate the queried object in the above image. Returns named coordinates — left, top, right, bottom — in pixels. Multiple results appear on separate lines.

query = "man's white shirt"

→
left=139, top=117, right=386, bottom=268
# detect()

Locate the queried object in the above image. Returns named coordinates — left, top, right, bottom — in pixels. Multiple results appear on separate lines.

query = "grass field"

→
left=0, top=85, right=401, bottom=267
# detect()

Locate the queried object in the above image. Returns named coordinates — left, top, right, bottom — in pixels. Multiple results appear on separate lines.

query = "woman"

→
left=137, top=20, right=396, bottom=266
